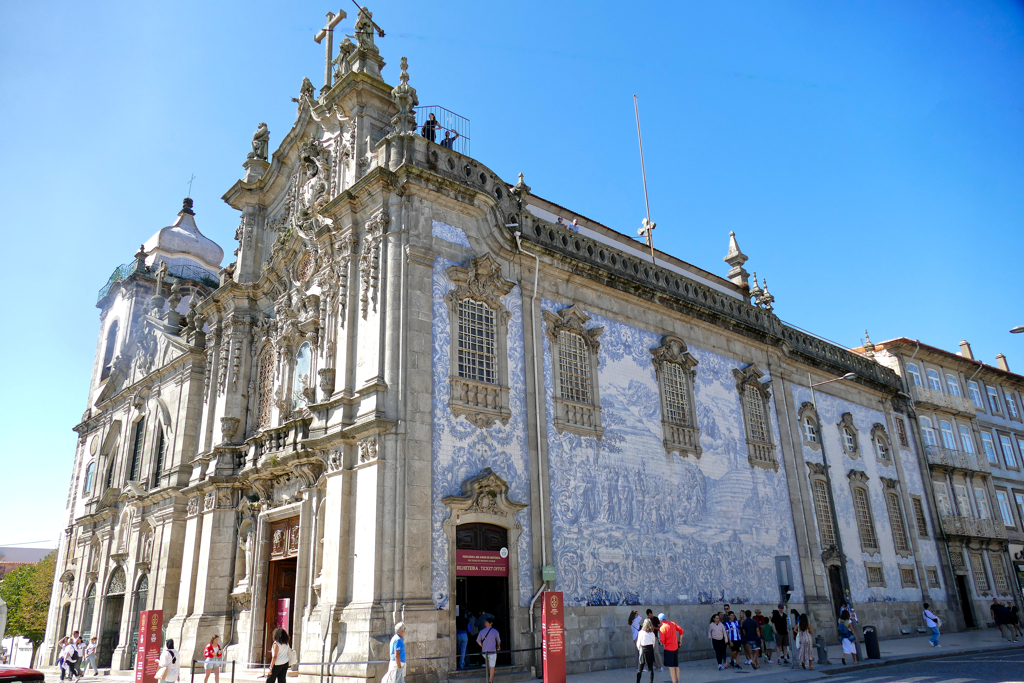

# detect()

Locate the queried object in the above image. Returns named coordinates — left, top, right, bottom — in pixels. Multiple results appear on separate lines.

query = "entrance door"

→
left=956, top=575, right=975, bottom=627
left=99, top=595, right=124, bottom=668
left=455, top=523, right=511, bottom=669
left=263, top=516, right=300, bottom=662
left=828, top=566, right=845, bottom=617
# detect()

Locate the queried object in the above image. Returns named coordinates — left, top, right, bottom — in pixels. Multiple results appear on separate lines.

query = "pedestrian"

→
left=64, top=638, right=82, bottom=681
left=84, top=637, right=98, bottom=676
left=635, top=619, right=657, bottom=683
left=740, top=610, right=761, bottom=669
left=268, top=628, right=292, bottom=683
left=789, top=608, right=801, bottom=660
left=708, top=614, right=727, bottom=671
left=556, top=216, right=565, bottom=228
left=753, top=609, right=768, bottom=627
left=995, top=601, right=1017, bottom=642
left=645, top=610, right=664, bottom=670
left=203, top=635, right=222, bottom=683
left=440, top=130, right=460, bottom=149
left=923, top=603, right=941, bottom=647
left=156, top=639, right=180, bottom=682
left=57, top=637, right=68, bottom=681
left=772, top=607, right=790, bottom=664
left=385, top=622, right=406, bottom=683
left=658, top=613, right=683, bottom=683
left=1012, top=603, right=1023, bottom=639
left=838, top=610, right=857, bottom=665
left=476, top=616, right=500, bottom=683
left=422, top=113, right=439, bottom=143
left=725, top=613, right=743, bottom=669
left=761, top=617, right=776, bottom=662
left=74, top=637, right=86, bottom=682
left=796, top=613, right=815, bottom=670
left=569, top=218, right=580, bottom=233
left=628, top=610, right=641, bottom=643
left=456, top=611, right=469, bottom=669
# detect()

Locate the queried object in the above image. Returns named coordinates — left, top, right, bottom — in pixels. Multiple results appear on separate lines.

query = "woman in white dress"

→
left=157, top=640, right=180, bottom=682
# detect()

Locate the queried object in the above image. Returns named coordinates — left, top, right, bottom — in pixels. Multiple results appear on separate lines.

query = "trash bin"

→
left=815, top=635, right=829, bottom=664
left=863, top=625, right=880, bottom=659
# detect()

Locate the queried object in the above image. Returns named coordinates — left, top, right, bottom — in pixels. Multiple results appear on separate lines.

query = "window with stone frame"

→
left=797, top=402, right=821, bottom=450
left=970, top=552, right=990, bottom=594
left=255, top=344, right=275, bottom=429
left=968, top=381, right=984, bottom=409
left=899, top=565, right=917, bottom=588
left=895, top=416, right=909, bottom=448
left=947, top=375, right=962, bottom=397
left=1006, top=392, right=1020, bottom=420
left=871, top=423, right=892, bottom=465
left=128, top=416, right=146, bottom=482
left=990, top=552, right=1010, bottom=594
left=882, top=478, right=911, bottom=557
left=445, top=255, right=514, bottom=428
left=999, top=434, right=1018, bottom=468
left=151, top=428, right=166, bottom=489
left=907, top=363, right=922, bottom=387
left=807, top=463, right=837, bottom=551
left=838, top=412, right=860, bottom=458
left=940, top=421, right=957, bottom=450
left=927, top=369, right=942, bottom=391
left=849, top=470, right=880, bottom=554
left=920, top=416, right=938, bottom=447
left=996, top=490, right=1015, bottom=528
left=926, top=566, right=941, bottom=588
left=960, top=426, right=976, bottom=454
left=981, top=432, right=999, bottom=464
left=650, top=335, right=701, bottom=457
left=865, top=562, right=886, bottom=587
left=543, top=304, right=604, bottom=439
left=733, top=364, right=777, bottom=471
left=910, top=495, right=929, bottom=538
left=101, top=320, right=119, bottom=381
left=988, top=386, right=1002, bottom=414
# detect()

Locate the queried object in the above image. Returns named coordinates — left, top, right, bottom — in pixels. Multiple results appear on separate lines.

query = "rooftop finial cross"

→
left=314, top=10, right=347, bottom=91
left=187, top=173, right=196, bottom=197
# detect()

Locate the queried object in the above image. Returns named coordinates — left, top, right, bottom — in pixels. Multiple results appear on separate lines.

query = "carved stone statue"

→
left=249, top=123, right=269, bottom=161
left=333, top=38, right=355, bottom=81
left=237, top=530, right=253, bottom=588
left=142, top=530, right=154, bottom=562
left=354, top=7, right=377, bottom=51
left=300, top=77, right=316, bottom=101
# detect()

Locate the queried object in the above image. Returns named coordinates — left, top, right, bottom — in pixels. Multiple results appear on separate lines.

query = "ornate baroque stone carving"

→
left=442, top=468, right=527, bottom=521
left=543, top=304, right=604, bottom=439
left=203, top=491, right=216, bottom=511
left=359, top=210, right=388, bottom=319
left=221, top=416, right=240, bottom=443
left=187, top=497, right=200, bottom=516
left=358, top=437, right=378, bottom=463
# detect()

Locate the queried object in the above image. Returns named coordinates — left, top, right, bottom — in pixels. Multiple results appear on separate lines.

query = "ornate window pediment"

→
left=838, top=412, right=860, bottom=458
left=806, top=462, right=839, bottom=561
left=442, top=468, right=528, bottom=521
left=733, top=364, right=777, bottom=470
left=848, top=469, right=880, bottom=554
left=797, top=401, right=821, bottom=450
left=444, top=254, right=514, bottom=428
left=543, top=304, right=604, bottom=439
left=651, top=335, right=700, bottom=457
left=871, top=423, right=892, bottom=466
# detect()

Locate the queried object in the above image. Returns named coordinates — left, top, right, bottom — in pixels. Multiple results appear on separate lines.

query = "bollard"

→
left=231, top=660, right=235, bottom=683
left=815, top=635, right=829, bottom=665
left=863, top=625, right=880, bottom=659
left=190, top=660, right=196, bottom=683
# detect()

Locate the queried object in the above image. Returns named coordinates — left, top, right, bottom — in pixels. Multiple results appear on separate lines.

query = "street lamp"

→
left=1011, top=326, right=1024, bottom=334
left=808, top=371, right=857, bottom=620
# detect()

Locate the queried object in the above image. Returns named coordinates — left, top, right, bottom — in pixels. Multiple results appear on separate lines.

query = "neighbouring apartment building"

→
left=41, top=10, right=964, bottom=681
left=860, top=337, right=1024, bottom=629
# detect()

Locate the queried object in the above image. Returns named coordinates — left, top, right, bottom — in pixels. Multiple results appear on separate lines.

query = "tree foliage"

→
left=0, top=550, right=57, bottom=666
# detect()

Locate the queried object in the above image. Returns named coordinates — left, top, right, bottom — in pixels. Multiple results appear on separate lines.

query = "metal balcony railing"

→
left=939, top=514, right=1008, bottom=540
left=96, top=260, right=219, bottom=304
left=925, top=445, right=990, bottom=474
left=415, top=105, right=470, bottom=157
left=910, top=384, right=976, bottom=416
left=97, top=261, right=141, bottom=302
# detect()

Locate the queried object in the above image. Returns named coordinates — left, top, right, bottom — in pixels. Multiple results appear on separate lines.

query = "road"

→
left=825, top=649, right=1024, bottom=683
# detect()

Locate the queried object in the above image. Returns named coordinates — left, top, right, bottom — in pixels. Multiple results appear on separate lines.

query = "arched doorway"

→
left=128, top=576, right=148, bottom=663
left=99, top=568, right=126, bottom=669
left=456, top=523, right=511, bottom=669
left=81, top=584, right=97, bottom=639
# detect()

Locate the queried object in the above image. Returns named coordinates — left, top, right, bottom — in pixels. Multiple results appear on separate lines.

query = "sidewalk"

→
left=564, top=629, right=1024, bottom=683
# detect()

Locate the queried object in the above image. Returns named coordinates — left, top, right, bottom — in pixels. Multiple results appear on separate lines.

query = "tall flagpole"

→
left=633, top=95, right=656, bottom=265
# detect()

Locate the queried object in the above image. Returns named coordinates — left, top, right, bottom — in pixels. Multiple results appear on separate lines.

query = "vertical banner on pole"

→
left=135, top=610, right=163, bottom=683
left=541, top=591, right=566, bottom=683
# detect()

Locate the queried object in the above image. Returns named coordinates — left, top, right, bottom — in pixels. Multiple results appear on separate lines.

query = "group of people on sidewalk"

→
left=707, top=604, right=817, bottom=671
left=990, top=599, right=1022, bottom=643
left=55, top=632, right=97, bottom=681
left=629, top=609, right=684, bottom=683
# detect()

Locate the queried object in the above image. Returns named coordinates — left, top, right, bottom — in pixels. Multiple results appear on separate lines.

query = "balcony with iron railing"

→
left=96, top=260, right=220, bottom=304
left=910, top=384, right=976, bottom=416
left=925, top=444, right=991, bottom=474
left=939, top=514, right=1008, bottom=540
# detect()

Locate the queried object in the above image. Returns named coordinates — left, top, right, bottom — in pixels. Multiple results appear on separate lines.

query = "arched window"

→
left=920, top=416, right=937, bottom=446
left=151, top=428, right=165, bottom=489
left=107, top=567, right=126, bottom=595
left=256, top=345, right=275, bottom=428
left=101, top=321, right=119, bottom=380
left=927, top=369, right=942, bottom=391
left=946, top=375, right=961, bottom=397
left=807, top=467, right=837, bottom=550
left=128, top=417, right=146, bottom=482
left=291, top=342, right=312, bottom=410
left=81, top=583, right=96, bottom=639
left=843, top=427, right=857, bottom=451
left=907, top=363, right=922, bottom=386
left=959, top=425, right=975, bottom=453
left=803, top=417, right=819, bottom=443
left=83, top=462, right=96, bottom=496
left=871, top=424, right=891, bottom=464
left=938, top=421, right=956, bottom=449
left=848, top=471, right=879, bottom=554
left=838, top=412, right=860, bottom=458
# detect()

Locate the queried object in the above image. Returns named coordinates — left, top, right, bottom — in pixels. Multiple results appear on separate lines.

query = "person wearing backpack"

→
left=156, top=640, right=180, bottom=682
left=923, top=603, right=941, bottom=647
left=838, top=610, right=857, bottom=665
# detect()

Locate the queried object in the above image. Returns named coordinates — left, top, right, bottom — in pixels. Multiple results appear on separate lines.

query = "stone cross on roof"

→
left=314, top=10, right=347, bottom=91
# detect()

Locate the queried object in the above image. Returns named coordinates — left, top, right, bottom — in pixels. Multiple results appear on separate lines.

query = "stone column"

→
left=166, top=495, right=204, bottom=657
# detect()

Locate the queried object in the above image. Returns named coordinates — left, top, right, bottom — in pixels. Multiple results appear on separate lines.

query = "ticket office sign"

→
left=455, top=550, right=509, bottom=577
left=541, top=591, right=566, bottom=683
left=134, top=610, right=163, bottom=683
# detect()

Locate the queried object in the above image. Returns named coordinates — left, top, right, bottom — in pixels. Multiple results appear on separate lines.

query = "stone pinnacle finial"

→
left=180, top=197, right=195, bottom=215
left=863, top=330, right=875, bottom=356
left=390, top=57, right=418, bottom=134
left=724, top=231, right=750, bottom=289
left=399, top=56, right=409, bottom=86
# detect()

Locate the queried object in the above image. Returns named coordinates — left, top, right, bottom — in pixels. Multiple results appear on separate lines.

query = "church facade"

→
left=43, top=11, right=962, bottom=680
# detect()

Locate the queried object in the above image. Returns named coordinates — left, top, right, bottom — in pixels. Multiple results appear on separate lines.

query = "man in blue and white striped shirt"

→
left=725, top=613, right=743, bottom=669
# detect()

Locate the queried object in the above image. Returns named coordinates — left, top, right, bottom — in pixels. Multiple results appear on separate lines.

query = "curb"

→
left=820, top=641, right=1024, bottom=675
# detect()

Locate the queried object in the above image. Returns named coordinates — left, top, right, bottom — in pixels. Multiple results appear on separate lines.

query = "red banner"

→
left=276, top=599, right=291, bottom=629
left=134, top=610, right=163, bottom=683
left=455, top=550, right=509, bottom=577
left=541, top=591, right=566, bottom=683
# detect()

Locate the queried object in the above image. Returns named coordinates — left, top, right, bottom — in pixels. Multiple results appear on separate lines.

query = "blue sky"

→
left=1, top=0, right=1021, bottom=546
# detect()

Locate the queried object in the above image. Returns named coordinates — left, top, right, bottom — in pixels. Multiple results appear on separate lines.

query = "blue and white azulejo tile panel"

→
left=430, top=257, right=533, bottom=610
left=541, top=300, right=803, bottom=607
left=431, top=219, right=472, bottom=248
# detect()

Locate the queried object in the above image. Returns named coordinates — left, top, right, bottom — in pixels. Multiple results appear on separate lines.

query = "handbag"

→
left=155, top=667, right=168, bottom=680
left=288, top=647, right=298, bottom=666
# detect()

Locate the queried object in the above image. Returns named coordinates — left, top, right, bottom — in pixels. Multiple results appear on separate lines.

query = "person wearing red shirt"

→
left=657, top=613, right=684, bottom=683
left=203, top=635, right=223, bottom=683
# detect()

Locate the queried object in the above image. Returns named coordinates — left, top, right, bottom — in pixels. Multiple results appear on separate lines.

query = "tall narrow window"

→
left=970, top=553, right=989, bottom=593
left=798, top=402, right=821, bottom=450
left=152, top=429, right=165, bottom=489
left=885, top=489, right=910, bottom=555
left=920, top=417, right=937, bottom=446
left=895, top=416, right=909, bottom=447
left=1005, top=393, right=1020, bottom=419
left=558, top=331, right=592, bottom=404
left=871, top=423, right=891, bottom=464
left=974, top=488, right=990, bottom=519
left=81, top=584, right=96, bottom=639
left=1015, top=492, right=1024, bottom=528
left=911, top=496, right=929, bottom=537
left=946, top=375, right=961, bottom=396
left=83, top=462, right=95, bottom=496
left=810, top=477, right=837, bottom=549
left=927, top=369, right=942, bottom=391
left=907, top=364, right=922, bottom=386
left=838, top=412, right=860, bottom=457
left=291, top=341, right=312, bottom=410
left=991, top=553, right=1010, bottom=594
left=803, top=417, right=819, bottom=443
left=1000, top=435, right=1017, bottom=467
left=960, top=426, right=975, bottom=453
left=940, top=421, right=957, bottom=449
left=988, top=386, right=1002, bottom=413
left=968, top=381, right=984, bottom=409
left=457, top=299, right=498, bottom=384
left=734, top=365, right=776, bottom=470
left=745, top=390, right=769, bottom=443
left=955, top=484, right=972, bottom=517
left=996, top=491, right=1015, bottom=527
left=101, top=321, right=119, bottom=380
left=849, top=472, right=879, bottom=554
left=651, top=336, right=700, bottom=457
left=256, top=345, right=275, bottom=429
left=129, top=417, right=145, bottom=482
left=544, top=304, right=603, bottom=438
left=935, top=482, right=952, bottom=516
left=981, top=433, right=998, bottom=464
